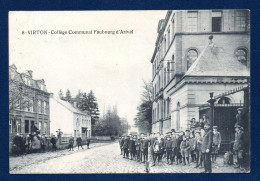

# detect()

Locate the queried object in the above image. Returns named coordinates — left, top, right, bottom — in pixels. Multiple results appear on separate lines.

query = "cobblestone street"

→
left=10, top=142, right=247, bottom=174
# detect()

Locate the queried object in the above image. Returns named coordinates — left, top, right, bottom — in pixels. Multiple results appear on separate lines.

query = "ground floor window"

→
left=25, top=120, right=29, bottom=133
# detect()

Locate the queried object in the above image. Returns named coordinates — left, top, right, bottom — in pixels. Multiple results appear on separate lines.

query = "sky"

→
left=9, top=11, right=167, bottom=131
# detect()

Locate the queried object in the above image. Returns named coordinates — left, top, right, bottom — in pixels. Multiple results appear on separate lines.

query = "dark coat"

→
left=233, top=131, right=245, bottom=151
left=153, top=139, right=164, bottom=153
left=213, top=132, right=221, bottom=145
left=135, top=139, right=141, bottom=150
left=76, top=137, right=82, bottom=144
left=201, top=129, right=213, bottom=153
left=165, top=139, right=173, bottom=150
left=120, top=138, right=125, bottom=148
left=50, top=137, right=57, bottom=144
left=129, top=140, right=134, bottom=151
left=141, top=139, right=149, bottom=151
left=180, top=140, right=190, bottom=150
left=189, top=138, right=197, bottom=151
left=171, top=136, right=177, bottom=148
left=123, top=138, right=129, bottom=149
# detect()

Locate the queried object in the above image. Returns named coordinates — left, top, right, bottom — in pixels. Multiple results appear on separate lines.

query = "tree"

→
left=58, top=89, right=64, bottom=100
left=77, top=90, right=100, bottom=134
left=134, top=80, right=153, bottom=133
left=92, top=106, right=129, bottom=136
left=64, top=89, right=72, bottom=103
left=87, top=90, right=100, bottom=126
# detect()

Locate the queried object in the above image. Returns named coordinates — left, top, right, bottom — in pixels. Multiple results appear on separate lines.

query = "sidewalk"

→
left=9, top=142, right=109, bottom=172
left=148, top=155, right=249, bottom=173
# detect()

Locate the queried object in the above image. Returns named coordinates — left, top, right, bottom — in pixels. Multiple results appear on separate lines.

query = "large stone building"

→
left=50, top=95, right=91, bottom=138
left=9, top=64, right=50, bottom=137
left=151, top=10, right=250, bottom=134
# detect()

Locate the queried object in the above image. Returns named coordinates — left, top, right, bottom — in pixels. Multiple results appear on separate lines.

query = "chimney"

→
left=26, top=70, right=33, bottom=77
left=73, top=102, right=77, bottom=108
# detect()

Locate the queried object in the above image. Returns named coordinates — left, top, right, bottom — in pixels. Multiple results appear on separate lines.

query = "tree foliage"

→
left=134, top=80, right=153, bottom=133
left=92, top=106, right=129, bottom=136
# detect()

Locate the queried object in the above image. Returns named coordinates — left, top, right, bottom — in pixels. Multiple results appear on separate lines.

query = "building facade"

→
left=151, top=10, right=250, bottom=134
left=9, top=64, right=50, bottom=137
left=50, top=95, right=91, bottom=138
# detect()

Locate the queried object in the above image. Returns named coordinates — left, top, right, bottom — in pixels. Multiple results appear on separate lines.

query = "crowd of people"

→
left=11, top=131, right=91, bottom=155
left=119, top=121, right=248, bottom=173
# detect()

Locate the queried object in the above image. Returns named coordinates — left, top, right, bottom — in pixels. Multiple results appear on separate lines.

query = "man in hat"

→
left=233, top=124, right=245, bottom=169
left=141, top=134, right=149, bottom=163
left=135, top=135, right=141, bottom=162
left=171, top=129, right=178, bottom=163
left=180, top=135, right=191, bottom=165
left=201, top=123, right=213, bottom=173
left=119, top=136, right=124, bottom=155
left=212, top=126, right=221, bottom=163
left=40, top=133, right=47, bottom=153
left=123, top=135, right=130, bottom=158
left=68, top=136, right=74, bottom=151
left=164, top=132, right=173, bottom=164
left=149, top=133, right=156, bottom=162
left=76, top=135, right=84, bottom=150
left=50, top=135, right=57, bottom=152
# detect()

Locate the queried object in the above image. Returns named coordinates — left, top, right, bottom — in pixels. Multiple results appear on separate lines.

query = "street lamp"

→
left=207, top=92, right=216, bottom=130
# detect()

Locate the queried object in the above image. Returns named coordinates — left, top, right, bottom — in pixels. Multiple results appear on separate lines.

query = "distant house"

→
left=50, top=94, right=91, bottom=138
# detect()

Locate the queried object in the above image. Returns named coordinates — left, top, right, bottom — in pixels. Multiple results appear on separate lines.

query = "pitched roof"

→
left=52, top=96, right=89, bottom=116
left=185, top=42, right=250, bottom=77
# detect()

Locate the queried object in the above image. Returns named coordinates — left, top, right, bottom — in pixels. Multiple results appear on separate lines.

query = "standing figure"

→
left=165, top=133, right=173, bottom=164
left=120, top=136, right=125, bottom=155
left=13, top=133, right=23, bottom=156
left=123, top=135, right=130, bottom=158
left=76, top=136, right=84, bottom=150
left=152, top=134, right=164, bottom=166
left=40, top=134, right=47, bottom=152
left=233, top=124, right=245, bottom=169
left=128, top=136, right=134, bottom=160
left=180, top=136, right=191, bottom=165
left=194, top=131, right=203, bottom=168
left=201, top=123, right=213, bottom=173
left=141, top=135, right=149, bottom=163
left=212, top=126, right=221, bottom=162
left=171, top=130, right=178, bottom=163
left=135, top=136, right=141, bottom=162
left=189, top=133, right=197, bottom=162
left=68, top=136, right=74, bottom=151
left=26, top=134, right=32, bottom=153
left=86, top=136, right=90, bottom=149
left=176, top=131, right=184, bottom=165
left=50, top=135, right=57, bottom=152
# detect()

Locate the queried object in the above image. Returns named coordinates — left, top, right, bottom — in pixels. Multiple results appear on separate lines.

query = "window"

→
left=25, top=120, right=29, bottom=133
left=163, top=36, right=166, bottom=56
left=44, top=122, right=47, bottom=134
left=235, top=10, right=248, bottom=31
left=235, top=48, right=248, bottom=66
left=167, top=27, right=170, bottom=48
left=31, top=121, right=35, bottom=133
left=212, top=11, right=222, bottom=32
left=218, top=97, right=231, bottom=104
left=16, top=119, right=21, bottom=133
left=176, top=102, right=180, bottom=130
left=37, top=100, right=41, bottom=113
left=171, top=14, right=175, bottom=39
left=164, top=68, right=167, bottom=86
left=187, top=49, right=198, bottom=70
left=9, top=119, right=12, bottom=133
left=28, top=99, right=33, bottom=112
left=187, top=11, right=198, bottom=32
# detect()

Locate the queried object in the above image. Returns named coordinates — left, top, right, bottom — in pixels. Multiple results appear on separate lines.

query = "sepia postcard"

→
left=9, top=10, right=250, bottom=174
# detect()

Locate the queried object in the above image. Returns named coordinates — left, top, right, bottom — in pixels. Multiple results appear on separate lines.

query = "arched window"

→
left=218, top=97, right=231, bottom=104
left=176, top=102, right=180, bottom=130
left=187, top=49, right=198, bottom=70
left=235, top=48, right=248, bottom=66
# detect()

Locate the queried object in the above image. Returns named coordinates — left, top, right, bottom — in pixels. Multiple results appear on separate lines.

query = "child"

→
left=180, top=136, right=190, bottom=165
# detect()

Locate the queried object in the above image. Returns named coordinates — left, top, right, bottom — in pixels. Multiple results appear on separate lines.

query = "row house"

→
left=9, top=64, right=50, bottom=137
